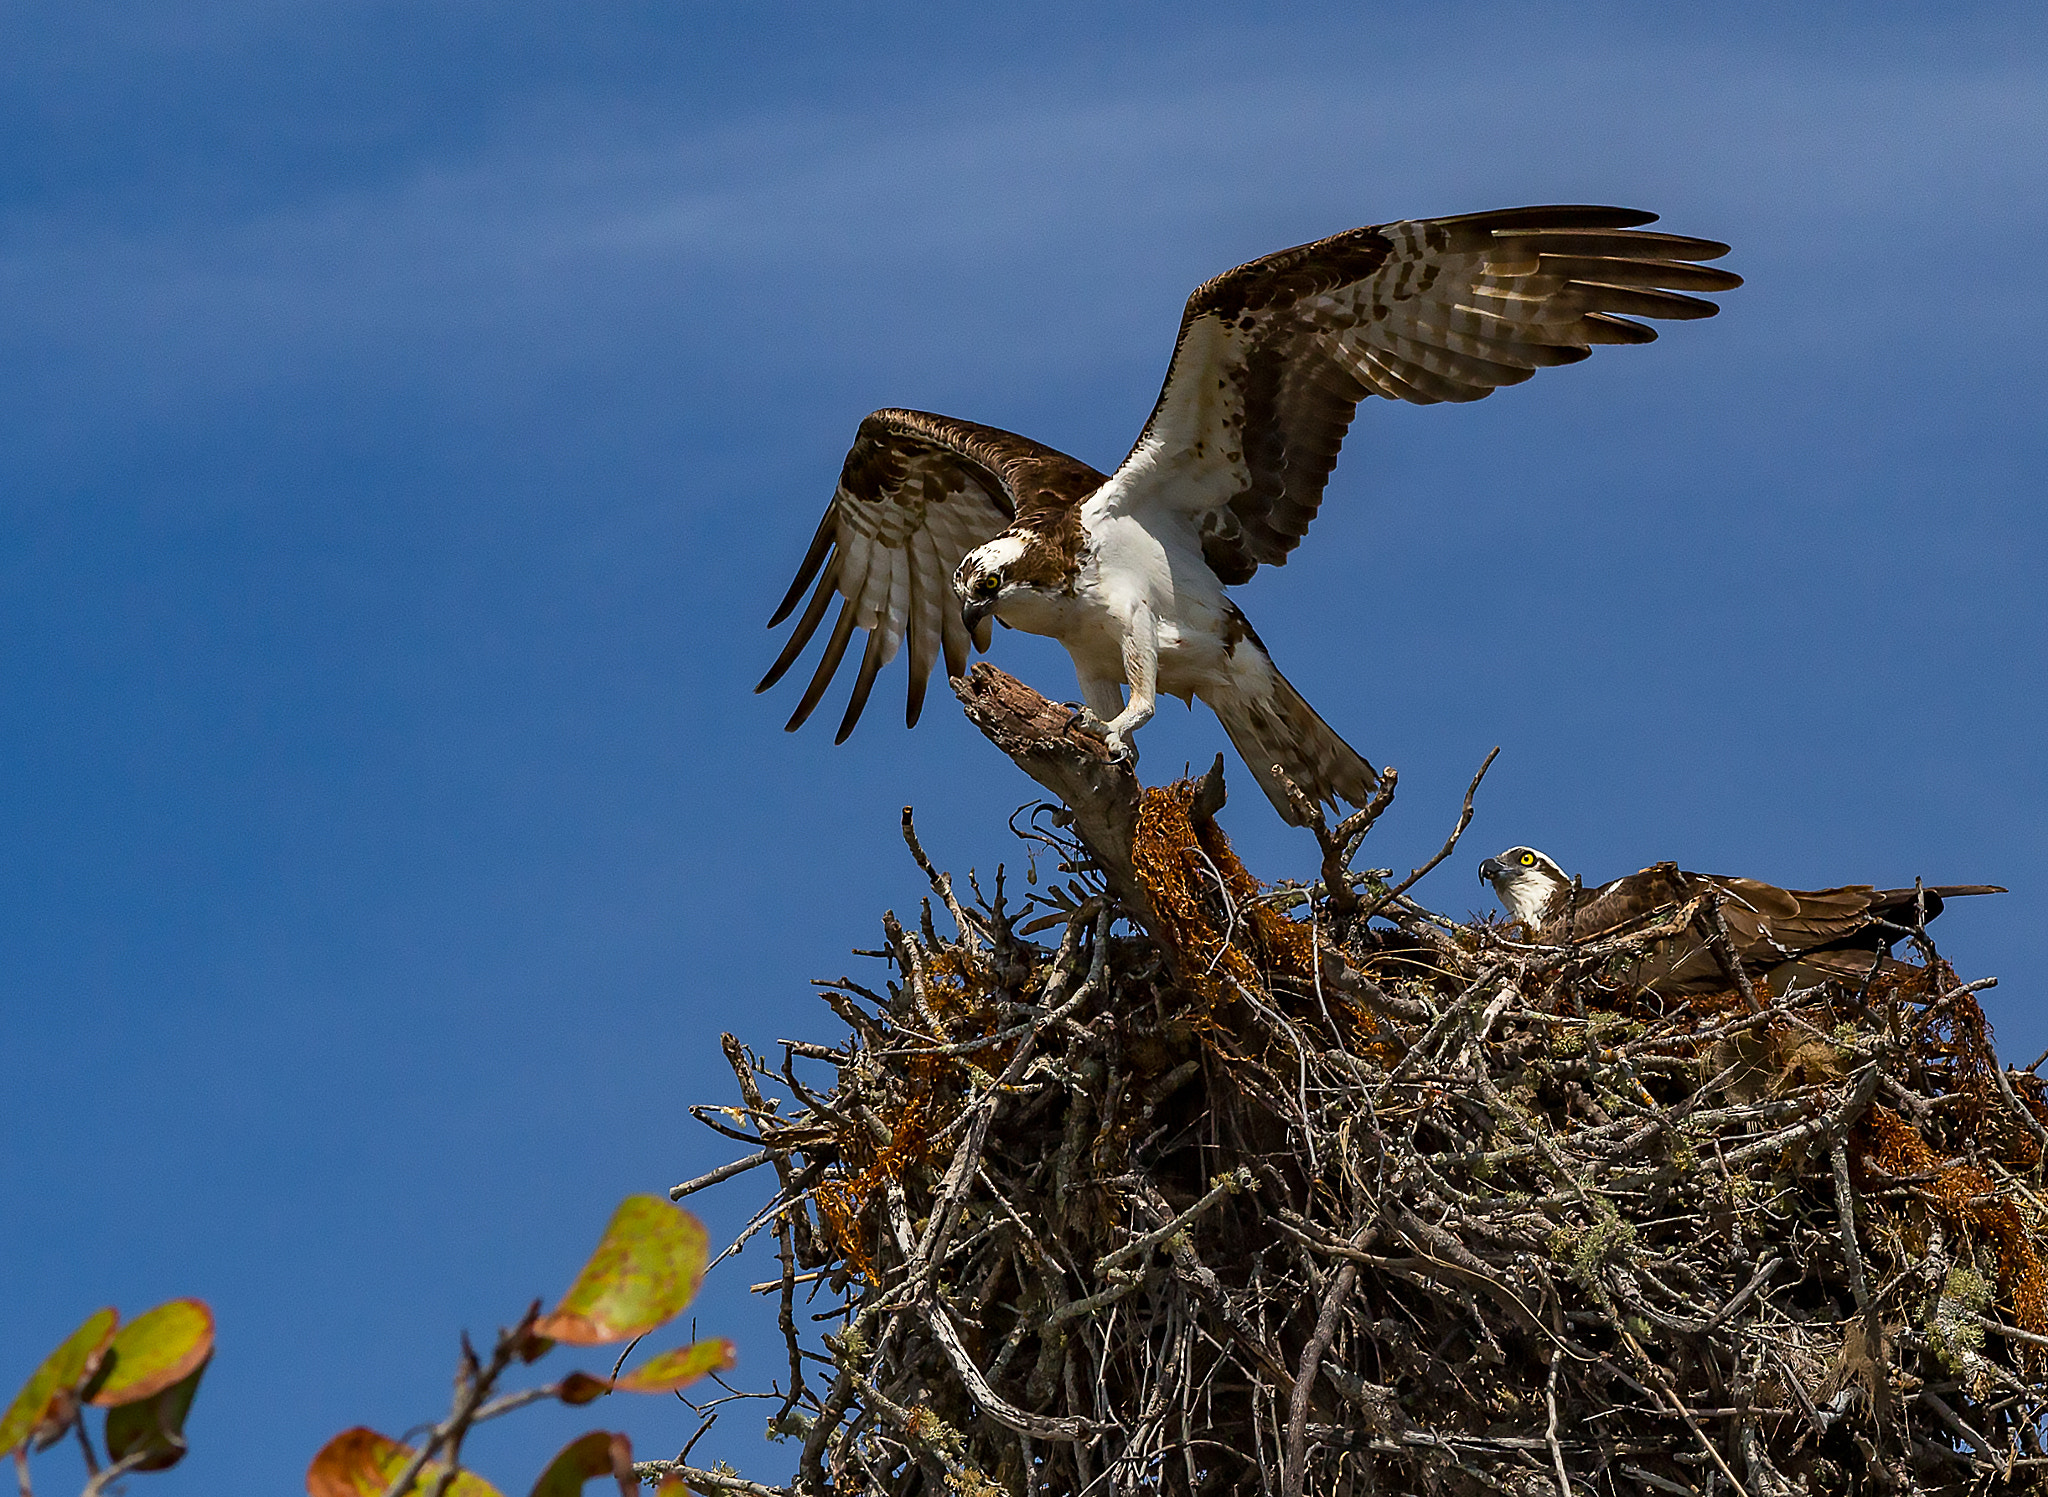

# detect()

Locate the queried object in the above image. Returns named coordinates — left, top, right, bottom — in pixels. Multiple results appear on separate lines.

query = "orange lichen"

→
left=815, top=1053, right=952, bottom=1278
left=1862, top=1104, right=2047, bottom=1340
left=1131, top=778, right=1315, bottom=995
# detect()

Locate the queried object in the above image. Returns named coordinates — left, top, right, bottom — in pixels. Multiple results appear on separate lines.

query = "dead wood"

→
left=675, top=708, right=2044, bottom=1497
left=952, top=664, right=1157, bottom=940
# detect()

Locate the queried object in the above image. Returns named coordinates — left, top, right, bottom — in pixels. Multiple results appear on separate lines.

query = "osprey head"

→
left=1479, top=846, right=1571, bottom=925
left=954, top=535, right=1032, bottom=653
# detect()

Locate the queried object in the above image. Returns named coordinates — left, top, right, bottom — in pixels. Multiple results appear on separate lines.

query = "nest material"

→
left=685, top=782, right=2048, bottom=1497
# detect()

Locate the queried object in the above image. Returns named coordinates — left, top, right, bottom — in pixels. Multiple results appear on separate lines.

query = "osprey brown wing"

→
left=1125, top=205, right=1743, bottom=584
left=1709, top=879, right=1879, bottom=955
left=1866, top=885, right=2008, bottom=926
left=1531, top=869, right=2005, bottom=997
left=1532, top=862, right=1688, bottom=941
left=1713, top=879, right=2010, bottom=953
left=758, top=409, right=1105, bottom=741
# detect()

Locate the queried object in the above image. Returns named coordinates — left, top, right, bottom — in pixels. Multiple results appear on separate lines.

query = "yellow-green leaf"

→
left=91, top=1299, right=215, bottom=1407
left=528, top=1430, right=633, bottom=1497
left=0, top=1309, right=118, bottom=1458
left=557, top=1337, right=735, bottom=1407
left=103, top=1357, right=208, bottom=1473
left=611, top=1340, right=736, bottom=1395
left=306, top=1427, right=505, bottom=1497
left=533, top=1197, right=709, bottom=1345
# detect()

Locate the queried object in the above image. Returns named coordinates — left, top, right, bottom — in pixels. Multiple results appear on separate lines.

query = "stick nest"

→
left=684, top=779, right=2047, bottom=1497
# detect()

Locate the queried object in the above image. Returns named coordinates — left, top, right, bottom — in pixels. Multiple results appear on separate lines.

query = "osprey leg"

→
left=1103, top=601, right=1158, bottom=762
left=1065, top=672, right=1127, bottom=743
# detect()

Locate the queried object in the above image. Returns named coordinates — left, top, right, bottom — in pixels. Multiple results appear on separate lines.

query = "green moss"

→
left=1588, top=1014, right=1645, bottom=1046
left=1547, top=1208, right=1637, bottom=1297
left=766, top=1410, right=813, bottom=1442
left=1924, top=1264, right=1993, bottom=1384
left=1942, top=1264, right=1994, bottom=1313
left=946, top=1470, right=1007, bottom=1497
left=900, top=1406, right=1006, bottom=1497
left=904, top=1404, right=966, bottom=1460
left=828, top=1324, right=870, bottom=1361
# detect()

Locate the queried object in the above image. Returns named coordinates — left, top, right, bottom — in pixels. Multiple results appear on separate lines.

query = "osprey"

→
left=1478, top=847, right=2004, bottom=995
left=760, top=206, right=1740, bottom=824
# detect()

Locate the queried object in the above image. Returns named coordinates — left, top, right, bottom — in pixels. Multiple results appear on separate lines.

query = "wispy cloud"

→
left=1, top=26, right=2042, bottom=477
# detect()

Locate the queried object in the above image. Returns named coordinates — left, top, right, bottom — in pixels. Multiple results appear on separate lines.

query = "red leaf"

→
left=555, top=1373, right=611, bottom=1407
left=306, top=1427, right=504, bottom=1497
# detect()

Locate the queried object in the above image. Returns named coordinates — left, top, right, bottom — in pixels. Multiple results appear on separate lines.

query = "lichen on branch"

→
left=681, top=668, right=2047, bottom=1497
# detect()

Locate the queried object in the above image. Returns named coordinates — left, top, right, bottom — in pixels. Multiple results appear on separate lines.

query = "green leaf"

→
left=91, top=1299, right=215, bottom=1407
left=533, top=1197, right=710, bottom=1345
left=611, top=1340, right=736, bottom=1395
left=0, top=1308, right=118, bottom=1458
left=528, top=1431, right=634, bottom=1497
left=103, top=1356, right=208, bottom=1473
left=306, top=1427, right=505, bottom=1497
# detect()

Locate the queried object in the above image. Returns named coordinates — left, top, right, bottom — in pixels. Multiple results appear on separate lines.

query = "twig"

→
left=631, top=1461, right=791, bottom=1496
left=79, top=1450, right=157, bottom=1497
left=1358, top=747, right=1498, bottom=924
left=1096, top=1169, right=1252, bottom=1276
left=671, top=1149, right=775, bottom=1201
left=677, top=735, right=2025, bottom=1497
left=378, top=1302, right=540, bottom=1497
left=1283, top=1216, right=1371, bottom=1497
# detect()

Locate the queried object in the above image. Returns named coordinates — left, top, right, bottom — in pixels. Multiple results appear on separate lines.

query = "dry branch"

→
left=679, top=678, right=2043, bottom=1496
left=952, top=664, right=1156, bottom=940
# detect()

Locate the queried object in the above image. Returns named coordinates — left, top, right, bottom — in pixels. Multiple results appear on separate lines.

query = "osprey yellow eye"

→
left=976, top=575, right=1000, bottom=597
left=1519, top=853, right=1536, bottom=867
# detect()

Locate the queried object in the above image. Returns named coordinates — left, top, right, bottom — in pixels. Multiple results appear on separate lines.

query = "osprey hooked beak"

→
left=1479, top=848, right=1568, bottom=925
left=960, top=574, right=1000, bottom=653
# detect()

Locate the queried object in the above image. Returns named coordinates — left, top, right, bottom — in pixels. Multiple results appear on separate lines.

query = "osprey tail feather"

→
left=1205, top=660, right=1378, bottom=827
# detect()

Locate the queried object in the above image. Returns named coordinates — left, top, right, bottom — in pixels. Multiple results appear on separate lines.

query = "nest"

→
left=680, top=774, right=2048, bottom=1497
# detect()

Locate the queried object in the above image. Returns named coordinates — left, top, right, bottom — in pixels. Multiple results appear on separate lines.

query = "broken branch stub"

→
left=951, top=664, right=1158, bottom=939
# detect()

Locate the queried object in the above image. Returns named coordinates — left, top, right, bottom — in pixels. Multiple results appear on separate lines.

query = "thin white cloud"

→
left=0, top=38, right=2041, bottom=463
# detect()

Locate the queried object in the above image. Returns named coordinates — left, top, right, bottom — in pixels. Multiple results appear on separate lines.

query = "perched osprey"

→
left=1478, top=847, right=2003, bottom=995
left=760, top=206, right=1740, bottom=824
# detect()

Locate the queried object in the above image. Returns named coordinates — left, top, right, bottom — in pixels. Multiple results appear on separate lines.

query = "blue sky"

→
left=2, top=4, right=2043, bottom=1492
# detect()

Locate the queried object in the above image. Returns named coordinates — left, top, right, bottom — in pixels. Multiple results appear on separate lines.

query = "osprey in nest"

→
left=761, top=206, right=1740, bottom=824
left=1479, top=846, right=2004, bottom=996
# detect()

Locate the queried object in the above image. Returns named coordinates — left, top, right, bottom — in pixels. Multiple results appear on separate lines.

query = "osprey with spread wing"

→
left=760, top=206, right=1740, bottom=824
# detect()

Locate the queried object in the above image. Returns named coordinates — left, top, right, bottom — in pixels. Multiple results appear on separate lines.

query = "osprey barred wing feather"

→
left=762, top=205, right=1738, bottom=824
left=757, top=409, right=1103, bottom=741
left=1115, top=205, right=1742, bottom=582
